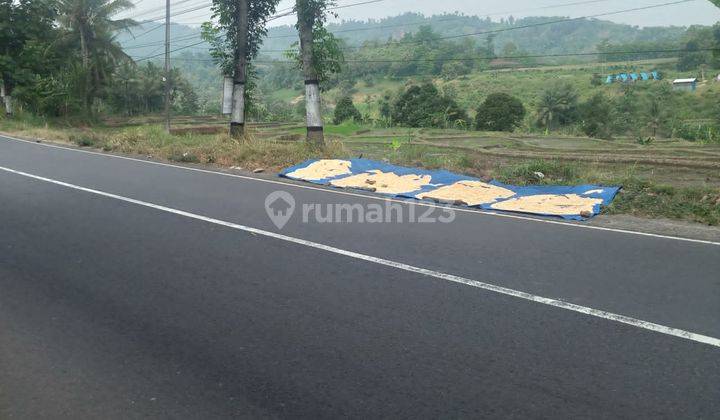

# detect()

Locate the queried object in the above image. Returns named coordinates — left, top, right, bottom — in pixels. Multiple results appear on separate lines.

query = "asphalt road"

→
left=1, top=135, right=719, bottom=419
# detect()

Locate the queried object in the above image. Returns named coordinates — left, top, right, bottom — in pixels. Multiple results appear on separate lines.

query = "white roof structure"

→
left=673, top=78, right=698, bottom=84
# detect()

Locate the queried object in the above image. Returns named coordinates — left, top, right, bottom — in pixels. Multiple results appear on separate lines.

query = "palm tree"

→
left=536, top=83, right=578, bottom=132
left=56, top=0, right=136, bottom=111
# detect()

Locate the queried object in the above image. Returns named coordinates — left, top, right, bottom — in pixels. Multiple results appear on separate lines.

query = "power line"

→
left=125, top=0, right=201, bottom=20
left=418, top=0, right=697, bottom=45
left=141, top=2, right=212, bottom=22
left=256, top=0, right=697, bottom=53
left=266, top=0, right=388, bottom=22
left=125, top=0, right=387, bottom=48
left=265, top=0, right=623, bottom=39
left=126, top=0, right=696, bottom=63
left=128, top=23, right=166, bottom=40
left=155, top=46, right=716, bottom=64
left=131, top=39, right=208, bottom=63
left=124, top=32, right=203, bottom=49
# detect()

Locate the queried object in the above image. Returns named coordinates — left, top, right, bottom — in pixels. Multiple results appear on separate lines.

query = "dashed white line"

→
left=2, top=164, right=718, bottom=348
left=2, top=133, right=719, bottom=246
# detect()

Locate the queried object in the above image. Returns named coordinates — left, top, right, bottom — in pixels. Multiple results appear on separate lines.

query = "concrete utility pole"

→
left=164, top=0, right=171, bottom=133
left=230, top=0, right=249, bottom=139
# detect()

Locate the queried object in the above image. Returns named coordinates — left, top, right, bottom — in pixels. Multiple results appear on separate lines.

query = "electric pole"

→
left=164, top=0, right=171, bottom=133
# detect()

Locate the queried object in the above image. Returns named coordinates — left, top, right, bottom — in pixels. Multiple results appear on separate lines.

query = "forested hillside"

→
left=119, top=13, right=689, bottom=59
left=114, top=13, right=699, bottom=115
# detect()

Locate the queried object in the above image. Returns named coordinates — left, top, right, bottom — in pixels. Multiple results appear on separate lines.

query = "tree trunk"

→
left=297, top=3, right=324, bottom=146
left=229, top=0, right=249, bottom=139
left=2, top=80, right=12, bottom=117
left=79, top=27, right=92, bottom=112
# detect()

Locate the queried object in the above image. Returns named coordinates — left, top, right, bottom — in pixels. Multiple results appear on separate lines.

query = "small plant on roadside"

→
left=69, top=134, right=99, bottom=147
left=390, top=138, right=404, bottom=152
left=636, top=136, right=654, bottom=145
left=168, top=150, right=200, bottom=163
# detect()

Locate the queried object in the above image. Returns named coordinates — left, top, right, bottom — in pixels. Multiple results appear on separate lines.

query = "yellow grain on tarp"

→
left=490, top=194, right=603, bottom=215
left=416, top=181, right=515, bottom=206
left=285, top=159, right=352, bottom=181
left=330, top=170, right=432, bottom=194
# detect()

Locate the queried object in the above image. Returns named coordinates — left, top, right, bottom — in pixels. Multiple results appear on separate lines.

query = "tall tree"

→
left=204, top=0, right=279, bottom=139
left=0, top=0, right=58, bottom=116
left=56, top=0, right=136, bottom=112
left=294, top=0, right=343, bottom=146
left=536, top=83, right=579, bottom=132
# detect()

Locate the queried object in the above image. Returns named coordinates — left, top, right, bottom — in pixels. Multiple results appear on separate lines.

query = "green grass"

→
left=605, top=179, right=720, bottom=226
left=496, top=160, right=581, bottom=185
left=288, top=121, right=364, bottom=137
left=3, top=114, right=719, bottom=225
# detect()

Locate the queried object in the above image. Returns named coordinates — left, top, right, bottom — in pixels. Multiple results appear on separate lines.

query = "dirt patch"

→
left=590, top=214, right=720, bottom=243
left=169, top=126, right=225, bottom=135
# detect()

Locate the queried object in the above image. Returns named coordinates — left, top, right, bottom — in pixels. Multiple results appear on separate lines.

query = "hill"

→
left=118, top=13, right=690, bottom=60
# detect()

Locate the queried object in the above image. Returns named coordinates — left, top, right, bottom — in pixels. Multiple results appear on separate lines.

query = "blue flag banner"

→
left=280, top=159, right=620, bottom=220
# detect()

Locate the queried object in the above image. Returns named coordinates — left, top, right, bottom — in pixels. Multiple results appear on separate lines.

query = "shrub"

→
left=475, top=93, right=526, bottom=132
left=333, top=96, right=362, bottom=124
left=675, top=122, right=719, bottom=143
left=391, top=83, right=470, bottom=128
left=580, top=93, right=614, bottom=138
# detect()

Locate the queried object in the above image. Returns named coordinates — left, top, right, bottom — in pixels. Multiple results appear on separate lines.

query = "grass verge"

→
left=2, top=115, right=718, bottom=225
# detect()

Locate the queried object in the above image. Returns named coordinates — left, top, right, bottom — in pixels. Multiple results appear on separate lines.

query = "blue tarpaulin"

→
left=280, top=159, right=620, bottom=220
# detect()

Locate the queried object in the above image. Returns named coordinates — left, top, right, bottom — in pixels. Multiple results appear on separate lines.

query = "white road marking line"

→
left=2, top=133, right=719, bottom=247
left=2, top=164, right=719, bottom=349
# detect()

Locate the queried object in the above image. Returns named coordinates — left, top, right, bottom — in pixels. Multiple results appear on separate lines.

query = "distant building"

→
left=672, top=78, right=698, bottom=91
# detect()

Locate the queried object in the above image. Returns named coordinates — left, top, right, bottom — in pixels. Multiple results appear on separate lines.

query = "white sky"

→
left=122, top=0, right=720, bottom=28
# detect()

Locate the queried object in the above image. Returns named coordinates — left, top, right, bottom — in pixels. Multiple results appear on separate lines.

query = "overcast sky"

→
left=124, top=0, right=720, bottom=28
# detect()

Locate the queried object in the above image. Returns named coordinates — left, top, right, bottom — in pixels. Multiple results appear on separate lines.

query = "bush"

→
left=475, top=93, right=525, bottom=132
left=333, top=96, right=362, bottom=124
left=391, top=83, right=470, bottom=128
left=580, top=93, right=614, bottom=138
left=675, top=122, right=719, bottom=143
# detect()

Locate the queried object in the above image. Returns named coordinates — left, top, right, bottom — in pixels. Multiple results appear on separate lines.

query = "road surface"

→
left=1, top=134, right=718, bottom=418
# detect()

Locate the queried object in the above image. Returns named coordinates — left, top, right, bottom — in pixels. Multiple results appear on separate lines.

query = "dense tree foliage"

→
left=0, top=0, right=61, bottom=115
left=108, top=63, right=198, bottom=116
left=391, top=83, right=469, bottom=128
left=579, top=93, right=613, bottom=138
left=56, top=0, right=137, bottom=111
left=333, top=96, right=361, bottom=124
left=536, top=83, right=579, bottom=130
left=475, top=93, right=525, bottom=132
left=0, top=0, right=200, bottom=118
